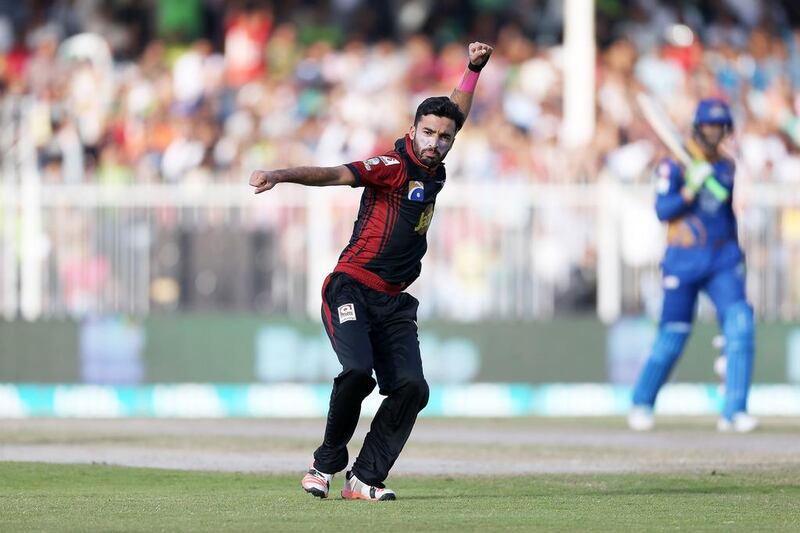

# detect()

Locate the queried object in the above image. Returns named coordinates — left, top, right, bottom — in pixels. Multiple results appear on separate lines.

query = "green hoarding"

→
left=0, top=315, right=793, bottom=383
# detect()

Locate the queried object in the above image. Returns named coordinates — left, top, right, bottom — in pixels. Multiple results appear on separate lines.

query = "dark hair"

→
left=414, top=96, right=465, bottom=131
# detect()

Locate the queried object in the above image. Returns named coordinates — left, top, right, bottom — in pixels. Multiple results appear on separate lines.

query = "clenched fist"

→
left=249, top=170, right=278, bottom=194
left=468, top=42, right=493, bottom=69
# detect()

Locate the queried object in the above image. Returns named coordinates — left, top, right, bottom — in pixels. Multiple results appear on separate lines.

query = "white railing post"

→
left=597, top=172, right=621, bottom=323
left=1, top=96, right=19, bottom=319
left=19, top=97, right=44, bottom=320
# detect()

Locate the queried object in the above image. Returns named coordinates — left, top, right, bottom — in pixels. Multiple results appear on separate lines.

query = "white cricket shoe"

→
left=628, top=406, right=655, bottom=431
left=301, top=466, right=334, bottom=498
left=341, top=471, right=396, bottom=501
left=717, top=413, right=759, bottom=433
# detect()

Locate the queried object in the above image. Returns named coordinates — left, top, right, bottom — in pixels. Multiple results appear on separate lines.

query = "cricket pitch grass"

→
left=2, top=417, right=799, bottom=531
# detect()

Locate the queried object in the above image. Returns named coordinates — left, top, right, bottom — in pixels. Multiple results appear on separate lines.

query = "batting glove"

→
left=685, top=161, right=714, bottom=194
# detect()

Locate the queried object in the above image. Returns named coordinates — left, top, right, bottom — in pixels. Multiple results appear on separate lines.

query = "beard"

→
left=412, top=138, right=444, bottom=167
left=695, top=127, right=725, bottom=153
left=699, top=133, right=723, bottom=148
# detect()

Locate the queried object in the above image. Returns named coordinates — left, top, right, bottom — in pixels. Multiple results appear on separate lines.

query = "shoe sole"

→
left=301, top=477, right=329, bottom=499
left=341, top=490, right=396, bottom=501
left=303, top=486, right=328, bottom=498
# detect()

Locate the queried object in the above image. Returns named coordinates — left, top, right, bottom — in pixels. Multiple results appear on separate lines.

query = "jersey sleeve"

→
left=345, top=152, right=406, bottom=189
left=654, top=159, right=690, bottom=222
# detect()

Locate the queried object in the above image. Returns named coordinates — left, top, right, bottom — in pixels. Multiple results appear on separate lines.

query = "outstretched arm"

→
left=450, top=41, right=493, bottom=122
left=249, top=165, right=355, bottom=194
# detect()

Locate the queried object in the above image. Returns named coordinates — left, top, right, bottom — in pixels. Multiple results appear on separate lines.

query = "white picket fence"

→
left=2, top=178, right=800, bottom=322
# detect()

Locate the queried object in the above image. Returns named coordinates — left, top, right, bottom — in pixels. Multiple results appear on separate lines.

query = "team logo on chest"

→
left=408, top=180, right=425, bottom=202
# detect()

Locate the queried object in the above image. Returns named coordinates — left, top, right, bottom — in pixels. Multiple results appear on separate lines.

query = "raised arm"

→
left=450, top=42, right=493, bottom=122
left=249, top=165, right=356, bottom=194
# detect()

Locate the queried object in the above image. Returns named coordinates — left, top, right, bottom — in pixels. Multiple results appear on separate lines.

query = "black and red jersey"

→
left=336, top=135, right=446, bottom=294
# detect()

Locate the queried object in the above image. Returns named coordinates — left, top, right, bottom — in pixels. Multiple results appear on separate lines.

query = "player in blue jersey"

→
left=628, top=98, right=758, bottom=433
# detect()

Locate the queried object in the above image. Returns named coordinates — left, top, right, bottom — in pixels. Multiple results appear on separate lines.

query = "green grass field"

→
left=2, top=462, right=799, bottom=532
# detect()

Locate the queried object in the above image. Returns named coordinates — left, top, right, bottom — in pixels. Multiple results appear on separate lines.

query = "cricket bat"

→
left=635, top=92, right=729, bottom=201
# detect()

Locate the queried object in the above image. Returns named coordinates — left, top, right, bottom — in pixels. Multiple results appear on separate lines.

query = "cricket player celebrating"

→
left=628, top=98, right=758, bottom=433
left=250, top=42, right=493, bottom=500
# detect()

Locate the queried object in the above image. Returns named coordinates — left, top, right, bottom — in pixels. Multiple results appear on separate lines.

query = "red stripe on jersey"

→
left=378, top=186, right=403, bottom=256
left=355, top=192, right=390, bottom=261
left=341, top=188, right=376, bottom=262
left=376, top=189, right=395, bottom=256
left=345, top=190, right=390, bottom=264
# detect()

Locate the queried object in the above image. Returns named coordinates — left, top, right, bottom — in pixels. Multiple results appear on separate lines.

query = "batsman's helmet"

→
left=693, top=98, right=733, bottom=129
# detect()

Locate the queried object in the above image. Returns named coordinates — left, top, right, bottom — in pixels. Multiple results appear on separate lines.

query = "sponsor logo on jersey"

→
left=363, top=157, right=381, bottom=170
left=379, top=156, right=400, bottom=166
left=414, top=204, right=435, bottom=234
left=338, top=303, right=357, bottom=323
left=408, top=180, right=425, bottom=201
left=667, top=220, right=698, bottom=247
left=363, top=155, right=400, bottom=170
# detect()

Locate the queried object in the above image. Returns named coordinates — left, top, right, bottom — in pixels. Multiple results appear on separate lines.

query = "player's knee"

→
left=394, top=378, right=429, bottom=410
left=335, top=368, right=376, bottom=397
left=651, top=323, right=690, bottom=365
left=723, top=301, right=754, bottom=349
left=415, top=379, right=430, bottom=410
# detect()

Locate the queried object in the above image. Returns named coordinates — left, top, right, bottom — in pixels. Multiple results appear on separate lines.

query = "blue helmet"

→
left=693, top=98, right=733, bottom=128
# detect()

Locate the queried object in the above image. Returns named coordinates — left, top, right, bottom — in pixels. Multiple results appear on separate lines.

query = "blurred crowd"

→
left=1, top=0, right=799, bottom=187
left=2, top=0, right=800, bottom=319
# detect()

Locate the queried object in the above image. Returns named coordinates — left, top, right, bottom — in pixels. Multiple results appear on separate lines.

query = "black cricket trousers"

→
left=313, top=272, right=429, bottom=485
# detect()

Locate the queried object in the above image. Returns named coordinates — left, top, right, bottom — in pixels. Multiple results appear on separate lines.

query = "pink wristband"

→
left=457, top=69, right=480, bottom=92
